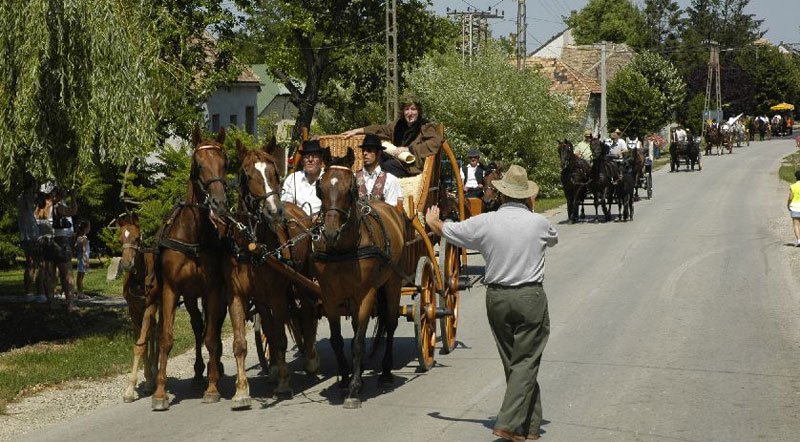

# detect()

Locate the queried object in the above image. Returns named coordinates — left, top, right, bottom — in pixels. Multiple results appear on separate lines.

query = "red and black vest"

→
left=356, top=169, right=388, bottom=201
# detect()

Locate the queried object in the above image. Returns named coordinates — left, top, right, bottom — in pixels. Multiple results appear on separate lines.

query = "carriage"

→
left=247, top=125, right=469, bottom=376
left=669, top=132, right=702, bottom=172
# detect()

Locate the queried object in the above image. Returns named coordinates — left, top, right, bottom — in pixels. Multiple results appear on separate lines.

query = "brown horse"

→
left=117, top=213, right=160, bottom=403
left=557, top=140, right=590, bottom=223
left=151, top=127, right=229, bottom=411
left=313, top=147, right=406, bottom=409
left=704, top=123, right=731, bottom=155
left=481, top=161, right=505, bottom=212
left=223, top=138, right=319, bottom=409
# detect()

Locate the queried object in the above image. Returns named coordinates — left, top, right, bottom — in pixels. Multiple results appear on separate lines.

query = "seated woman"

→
left=341, top=95, right=442, bottom=178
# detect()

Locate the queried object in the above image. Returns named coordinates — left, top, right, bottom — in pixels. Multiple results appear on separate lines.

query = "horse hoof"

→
left=343, top=398, right=362, bottom=409
left=304, top=354, right=320, bottom=375
left=202, top=391, right=221, bottom=403
left=274, top=385, right=294, bottom=399
left=231, top=396, right=252, bottom=410
left=123, top=394, right=135, bottom=403
left=151, top=396, right=170, bottom=411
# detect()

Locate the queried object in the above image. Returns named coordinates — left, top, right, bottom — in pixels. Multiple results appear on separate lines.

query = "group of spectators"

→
left=17, top=178, right=91, bottom=312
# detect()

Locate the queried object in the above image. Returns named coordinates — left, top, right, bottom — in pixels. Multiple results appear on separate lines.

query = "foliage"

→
left=608, top=51, right=686, bottom=137
left=564, top=0, right=645, bottom=47
left=639, top=0, right=683, bottom=54
left=0, top=1, right=161, bottom=188
left=404, top=46, right=575, bottom=197
left=734, top=47, right=800, bottom=115
left=232, top=0, right=457, bottom=139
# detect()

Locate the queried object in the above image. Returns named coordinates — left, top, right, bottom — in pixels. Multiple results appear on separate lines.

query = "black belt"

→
left=487, top=281, right=542, bottom=290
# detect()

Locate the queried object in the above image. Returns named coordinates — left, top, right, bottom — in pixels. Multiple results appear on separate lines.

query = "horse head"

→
left=481, top=161, right=505, bottom=212
left=115, top=213, right=141, bottom=273
left=190, top=125, right=229, bottom=230
left=557, top=139, right=574, bottom=169
left=236, top=137, right=283, bottom=223
left=590, top=138, right=609, bottom=162
left=318, top=147, right=358, bottom=246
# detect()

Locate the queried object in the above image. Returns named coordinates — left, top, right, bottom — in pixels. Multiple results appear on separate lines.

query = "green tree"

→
left=640, top=0, right=683, bottom=54
left=735, top=47, right=800, bottom=114
left=233, top=0, right=457, bottom=138
left=565, top=0, right=645, bottom=47
left=404, top=46, right=574, bottom=197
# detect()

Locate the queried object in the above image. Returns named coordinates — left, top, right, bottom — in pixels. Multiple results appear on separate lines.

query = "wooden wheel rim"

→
left=414, top=257, right=436, bottom=371
left=439, top=242, right=459, bottom=353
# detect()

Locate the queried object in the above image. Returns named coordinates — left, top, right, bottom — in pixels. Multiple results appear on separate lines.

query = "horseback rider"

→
left=355, top=134, right=402, bottom=206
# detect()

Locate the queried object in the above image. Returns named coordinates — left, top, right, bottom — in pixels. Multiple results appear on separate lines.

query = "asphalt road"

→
left=16, top=137, right=800, bottom=442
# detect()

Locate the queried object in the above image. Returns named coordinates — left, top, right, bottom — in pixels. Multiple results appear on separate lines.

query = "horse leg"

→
left=228, top=276, right=252, bottom=410
left=123, top=301, right=158, bottom=402
left=344, top=289, right=375, bottom=409
left=152, top=285, right=177, bottom=411
left=183, top=297, right=205, bottom=385
left=328, top=315, right=351, bottom=389
left=144, top=302, right=159, bottom=393
left=379, top=276, right=401, bottom=388
left=296, top=288, right=320, bottom=375
left=268, top=285, right=293, bottom=399
left=201, top=286, right=225, bottom=404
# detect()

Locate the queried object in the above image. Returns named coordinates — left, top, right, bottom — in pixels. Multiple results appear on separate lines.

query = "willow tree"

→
left=0, top=1, right=161, bottom=188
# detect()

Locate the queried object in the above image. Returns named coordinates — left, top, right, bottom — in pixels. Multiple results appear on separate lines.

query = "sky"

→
left=430, top=0, right=800, bottom=52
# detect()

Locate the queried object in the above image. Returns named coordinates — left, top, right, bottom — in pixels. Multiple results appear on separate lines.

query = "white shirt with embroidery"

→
left=460, top=164, right=480, bottom=189
left=281, top=170, right=323, bottom=216
left=362, top=166, right=401, bottom=206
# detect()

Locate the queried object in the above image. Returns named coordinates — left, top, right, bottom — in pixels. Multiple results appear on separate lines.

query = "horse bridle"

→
left=318, top=165, right=359, bottom=244
left=191, top=144, right=229, bottom=210
left=239, top=155, right=283, bottom=226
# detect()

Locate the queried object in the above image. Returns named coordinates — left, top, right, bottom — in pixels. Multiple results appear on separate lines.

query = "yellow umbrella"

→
left=770, top=102, right=795, bottom=111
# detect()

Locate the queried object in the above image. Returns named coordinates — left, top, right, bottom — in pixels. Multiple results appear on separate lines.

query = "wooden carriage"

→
left=253, top=124, right=469, bottom=371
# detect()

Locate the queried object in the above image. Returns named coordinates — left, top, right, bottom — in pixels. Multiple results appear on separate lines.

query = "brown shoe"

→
left=492, top=428, right=525, bottom=442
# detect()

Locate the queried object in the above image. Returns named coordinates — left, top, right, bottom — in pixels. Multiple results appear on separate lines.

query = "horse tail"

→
left=369, top=286, right=389, bottom=357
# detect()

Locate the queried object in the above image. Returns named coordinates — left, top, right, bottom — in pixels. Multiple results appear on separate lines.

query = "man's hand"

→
left=425, top=206, right=444, bottom=236
left=341, top=128, right=362, bottom=139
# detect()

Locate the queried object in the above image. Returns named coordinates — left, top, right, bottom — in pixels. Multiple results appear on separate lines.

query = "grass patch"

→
left=0, top=307, right=199, bottom=414
left=779, top=151, right=800, bottom=183
left=535, top=196, right=566, bottom=213
left=0, top=261, right=124, bottom=299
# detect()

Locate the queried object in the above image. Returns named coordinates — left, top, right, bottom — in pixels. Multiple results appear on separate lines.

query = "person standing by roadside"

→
left=74, top=220, right=91, bottom=299
left=787, top=170, right=800, bottom=247
left=51, top=187, right=78, bottom=311
left=425, top=165, right=558, bottom=442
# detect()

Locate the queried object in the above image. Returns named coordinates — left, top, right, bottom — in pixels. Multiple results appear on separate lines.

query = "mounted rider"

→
left=355, top=134, right=402, bottom=206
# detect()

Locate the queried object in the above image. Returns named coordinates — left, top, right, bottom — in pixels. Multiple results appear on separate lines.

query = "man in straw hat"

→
left=426, top=164, right=558, bottom=442
left=609, top=128, right=628, bottom=159
left=355, top=134, right=402, bottom=206
left=281, top=139, right=325, bottom=216
left=574, top=129, right=593, bottom=160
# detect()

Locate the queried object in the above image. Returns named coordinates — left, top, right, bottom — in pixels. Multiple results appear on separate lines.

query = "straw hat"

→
left=494, top=165, right=539, bottom=199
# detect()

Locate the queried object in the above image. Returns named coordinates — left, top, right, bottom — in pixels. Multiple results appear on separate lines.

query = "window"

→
left=211, top=114, right=220, bottom=132
left=229, top=114, right=238, bottom=128
left=245, top=106, right=255, bottom=135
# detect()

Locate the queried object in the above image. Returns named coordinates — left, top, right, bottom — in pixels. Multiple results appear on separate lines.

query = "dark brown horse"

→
left=481, top=161, right=505, bottom=212
left=589, top=138, right=619, bottom=222
left=313, top=147, right=406, bottom=409
left=705, top=123, right=731, bottom=155
left=557, top=140, right=590, bottom=223
left=224, top=139, right=319, bottom=409
left=117, top=213, right=160, bottom=403
left=151, top=127, right=229, bottom=411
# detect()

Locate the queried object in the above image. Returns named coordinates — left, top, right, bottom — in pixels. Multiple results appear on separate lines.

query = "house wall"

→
left=204, top=83, right=260, bottom=138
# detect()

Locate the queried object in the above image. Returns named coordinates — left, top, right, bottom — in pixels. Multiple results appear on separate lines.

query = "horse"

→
left=151, top=126, right=230, bottom=411
left=313, top=147, right=406, bottom=409
left=731, top=121, right=748, bottom=147
left=223, top=138, right=319, bottom=409
left=557, top=140, right=590, bottom=223
left=116, top=213, right=160, bottom=403
left=627, top=145, right=645, bottom=200
left=588, top=138, right=619, bottom=222
left=481, top=161, right=505, bottom=212
left=616, top=161, right=635, bottom=222
left=704, top=123, right=731, bottom=155
left=669, top=136, right=702, bottom=171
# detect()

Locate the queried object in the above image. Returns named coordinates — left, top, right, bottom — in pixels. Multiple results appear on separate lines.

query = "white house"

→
left=203, top=67, right=261, bottom=138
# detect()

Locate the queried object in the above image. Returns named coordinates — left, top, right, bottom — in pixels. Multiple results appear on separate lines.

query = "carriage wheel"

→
left=252, top=312, right=270, bottom=373
left=437, top=236, right=459, bottom=355
left=413, top=257, right=437, bottom=372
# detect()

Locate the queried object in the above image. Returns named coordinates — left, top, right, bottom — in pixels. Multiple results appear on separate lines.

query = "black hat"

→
left=300, top=139, right=324, bottom=155
left=467, top=148, right=480, bottom=158
left=360, top=134, right=385, bottom=151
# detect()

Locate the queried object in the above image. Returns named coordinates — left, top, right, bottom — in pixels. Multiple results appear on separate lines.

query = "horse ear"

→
left=345, top=147, right=355, bottom=168
left=235, top=139, right=247, bottom=161
left=192, top=124, right=202, bottom=147
left=263, top=136, right=277, bottom=155
left=322, top=147, right=332, bottom=167
left=216, top=127, right=226, bottom=144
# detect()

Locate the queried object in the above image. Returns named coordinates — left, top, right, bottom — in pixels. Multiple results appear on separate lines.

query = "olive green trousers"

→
left=486, top=284, right=550, bottom=436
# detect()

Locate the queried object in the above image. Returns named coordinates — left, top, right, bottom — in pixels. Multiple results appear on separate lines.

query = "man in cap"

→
left=341, top=94, right=443, bottom=177
left=460, top=148, right=486, bottom=198
left=426, top=165, right=558, bottom=442
left=608, top=128, right=628, bottom=158
left=281, top=139, right=325, bottom=216
left=355, top=134, right=402, bottom=206
left=574, top=130, right=593, bottom=160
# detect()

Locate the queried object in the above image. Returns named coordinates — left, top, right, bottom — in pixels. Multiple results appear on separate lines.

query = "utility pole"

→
left=701, top=40, right=722, bottom=137
left=516, top=0, right=526, bottom=69
left=446, top=7, right=503, bottom=64
left=385, top=0, right=398, bottom=123
left=599, top=41, right=607, bottom=138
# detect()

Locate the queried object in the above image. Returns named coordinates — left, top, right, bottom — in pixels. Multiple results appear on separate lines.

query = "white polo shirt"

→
left=281, top=170, right=323, bottom=216
left=460, top=164, right=481, bottom=190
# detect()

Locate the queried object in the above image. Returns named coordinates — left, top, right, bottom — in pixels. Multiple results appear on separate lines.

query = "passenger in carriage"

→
left=608, top=128, right=628, bottom=159
left=460, top=148, right=486, bottom=198
left=355, top=134, right=402, bottom=206
left=281, top=139, right=325, bottom=216
left=574, top=129, right=593, bottom=160
left=341, top=94, right=443, bottom=178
